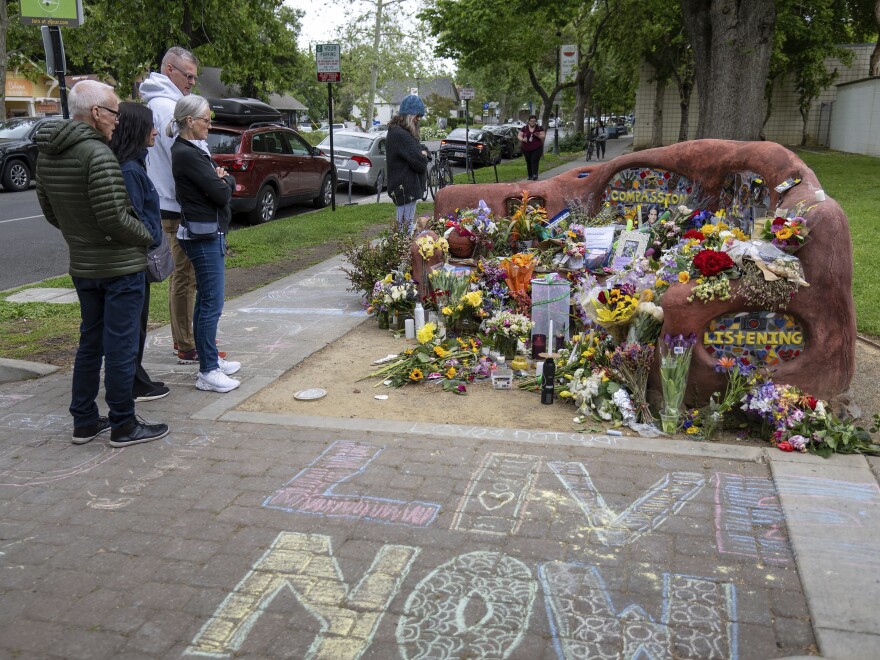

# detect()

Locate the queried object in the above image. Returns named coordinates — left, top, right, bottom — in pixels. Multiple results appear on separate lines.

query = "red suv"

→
left=206, top=123, right=334, bottom=223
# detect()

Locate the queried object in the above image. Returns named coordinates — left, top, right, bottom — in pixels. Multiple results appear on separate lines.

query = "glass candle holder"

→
left=531, top=334, right=547, bottom=359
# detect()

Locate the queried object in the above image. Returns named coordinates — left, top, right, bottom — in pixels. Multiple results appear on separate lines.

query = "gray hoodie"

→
left=139, top=72, right=208, bottom=214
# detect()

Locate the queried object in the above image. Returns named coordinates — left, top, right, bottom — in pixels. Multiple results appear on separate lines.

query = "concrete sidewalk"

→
left=1, top=141, right=879, bottom=658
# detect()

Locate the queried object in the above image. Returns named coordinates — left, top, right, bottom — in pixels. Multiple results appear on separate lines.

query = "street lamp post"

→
left=554, top=33, right=561, bottom=154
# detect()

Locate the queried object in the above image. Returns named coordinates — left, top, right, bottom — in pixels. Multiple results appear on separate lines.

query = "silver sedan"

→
left=318, top=130, right=387, bottom=193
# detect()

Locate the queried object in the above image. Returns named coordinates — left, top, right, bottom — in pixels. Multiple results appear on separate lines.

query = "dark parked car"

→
left=439, top=128, right=502, bottom=166
left=206, top=123, right=334, bottom=224
left=482, top=124, right=521, bottom=159
left=0, top=116, right=54, bottom=192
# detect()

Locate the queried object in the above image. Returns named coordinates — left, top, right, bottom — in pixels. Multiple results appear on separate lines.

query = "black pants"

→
left=596, top=139, right=606, bottom=158
left=132, top=280, right=157, bottom=397
left=524, top=147, right=542, bottom=179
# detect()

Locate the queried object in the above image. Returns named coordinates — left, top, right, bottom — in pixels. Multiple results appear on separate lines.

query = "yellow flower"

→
left=559, top=391, right=572, bottom=399
left=775, top=227, right=793, bottom=240
left=404, top=349, right=414, bottom=356
left=408, top=368, right=424, bottom=382
left=383, top=273, right=393, bottom=283
left=441, top=306, right=452, bottom=316
left=678, top=271, right=690, bottom=284
left=641, top=289, right=655, bottom=302
left=701, top=223, right=716, bottom=236
left=417, top=323, right=436, bottom=344
left=445, top=367, right=457, bottom=379
left=433, top=345, right=449, bottom=357
left=731, top=228, right=748, bottom=241
left=469, top=338, right=479, bottom=352
left=456, top=304, right=464, bottom=312
left=714, top=209, right=726, bottom=220
left=404, top=272, right=412, bottom=280
left=463, top=291, right=483, bottom=307
left=686, top=426, right=700, bottom=435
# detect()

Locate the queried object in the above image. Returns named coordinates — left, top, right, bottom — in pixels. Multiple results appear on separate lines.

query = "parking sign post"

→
left=316, top=44, right=341, bottom=210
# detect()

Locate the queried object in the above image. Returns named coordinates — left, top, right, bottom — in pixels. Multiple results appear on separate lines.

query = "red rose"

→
left=692, top=249, right=734, bottom=277
left=683, top=230, right=705, bottom=242
left=777, top=441, right=794, bottom=452
left=805, top=395, right=818, bottom=410
left=597, top=291, right=607, bottom=304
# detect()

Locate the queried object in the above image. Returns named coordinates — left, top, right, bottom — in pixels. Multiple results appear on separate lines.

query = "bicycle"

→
left=585, top=138, right=596, bottom=161
left=428, top=150, right=454, bottom=200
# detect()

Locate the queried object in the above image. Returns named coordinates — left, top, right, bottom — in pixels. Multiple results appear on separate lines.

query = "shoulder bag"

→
left=146, top=231, right=174, bottom=283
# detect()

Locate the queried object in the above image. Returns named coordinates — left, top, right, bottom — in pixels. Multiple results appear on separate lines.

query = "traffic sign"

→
left=483, top=102, right=489, bottom=110
left=460, top=87, right=475, bottom=100
left=316, top=44, right=341, bottom=83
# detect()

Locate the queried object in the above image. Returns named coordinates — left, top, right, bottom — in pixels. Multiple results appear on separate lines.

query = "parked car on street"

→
left=317, top=130, right=387, bottom=193
left=368, top=124, right=388, bottom=133
left=439, top=128, right=502, bottom=167
left=0, top=115, right=55, bottom=192
left=482, top=124, right=521, bottom=159
left=206, top=123, right=334, bottom=224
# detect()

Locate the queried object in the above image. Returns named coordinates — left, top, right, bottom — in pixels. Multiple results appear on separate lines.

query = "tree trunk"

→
left=652, top=78, right=666, bottom=148
left=681, top=0, right=776, bottom=140
left=677, top=78, right=692, bottom=143
left=0, top=0, right=7, bottom=121
left=871, top=0, right=880, bottom=76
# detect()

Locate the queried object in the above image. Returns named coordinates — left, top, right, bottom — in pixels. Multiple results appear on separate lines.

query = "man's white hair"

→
left=68, top=80, right=118, bottom=121
left=161, top=46, right=199, bottom=70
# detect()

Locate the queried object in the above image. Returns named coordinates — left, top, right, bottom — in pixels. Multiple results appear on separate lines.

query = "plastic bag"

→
left=725, top=239, right=808, bottom=287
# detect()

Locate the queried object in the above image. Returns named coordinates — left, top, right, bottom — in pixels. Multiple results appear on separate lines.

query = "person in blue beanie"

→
left=386, top=94, right=429, bottom=234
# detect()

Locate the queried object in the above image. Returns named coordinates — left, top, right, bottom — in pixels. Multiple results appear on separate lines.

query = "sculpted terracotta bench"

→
left=432, top=140, right=855, bottom=404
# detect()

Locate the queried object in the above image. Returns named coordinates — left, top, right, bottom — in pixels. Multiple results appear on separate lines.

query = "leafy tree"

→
left=681, top=0, right=776, bottom=140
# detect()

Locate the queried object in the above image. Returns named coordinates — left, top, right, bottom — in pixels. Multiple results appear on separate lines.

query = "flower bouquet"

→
left=429, top=268, right=486, bottom=336
left=445, top=200, right=499, bottom=258
left=509, top=190, right=548, bottom=245
left=415, top=234, right=449, bottom=260
left=500, top=252, right=537, bottom=295
left=658, top=333, right=696, bottom=432
left=699, top=357, right=759, bottom=440
left=482, top=310, right=533, bottom=359
left=581, top=283, right=641, bottom=343
left=567, top=367, right=629, bottom=423
left=609, top=342, right=656, bottom=424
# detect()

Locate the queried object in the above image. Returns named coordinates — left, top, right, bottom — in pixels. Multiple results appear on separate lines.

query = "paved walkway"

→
left=1, top=142, right=879, bottom=659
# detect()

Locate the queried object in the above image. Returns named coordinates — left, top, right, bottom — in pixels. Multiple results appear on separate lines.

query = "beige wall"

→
left=633, top=44, right=874, bottom=150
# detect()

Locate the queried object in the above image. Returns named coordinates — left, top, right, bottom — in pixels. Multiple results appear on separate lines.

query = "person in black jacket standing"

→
left=386, top=94, right=428, bottom=234
left=169, top=95, right=240, bottom=393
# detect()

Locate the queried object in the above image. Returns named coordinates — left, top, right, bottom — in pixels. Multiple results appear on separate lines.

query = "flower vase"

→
left=494, top=335, right=518, bottom=360
left=449, top=315, right=476, bottom=337
left=391, top=313, right=406, bottom=331
left=377, top=310, right=390, bottom=329
left=659, top=408, right=679, bottom=434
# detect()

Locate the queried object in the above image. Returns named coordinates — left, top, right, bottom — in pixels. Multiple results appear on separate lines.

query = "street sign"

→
left=460, top=87, right=475, bottom=100
left=560, top=45, right=578, bottom=81
left=483, top=102, right=489, bottom=110
left=316, top=44, right=341, bottom=83
left=19, top=0, right=84, bottom=27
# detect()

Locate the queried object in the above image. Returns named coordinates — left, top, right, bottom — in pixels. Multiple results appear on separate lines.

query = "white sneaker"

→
left=196, top=369, right=240, bottom=393
left=217, top=358, right=241, bottom=375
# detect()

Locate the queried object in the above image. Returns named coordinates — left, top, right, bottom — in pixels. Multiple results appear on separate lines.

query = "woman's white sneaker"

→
left=217, top=358, right=241, bottom=375
left=196, top=369, right=240, bottom=393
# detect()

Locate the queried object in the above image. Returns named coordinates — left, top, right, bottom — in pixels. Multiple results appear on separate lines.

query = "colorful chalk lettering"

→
left=548, top=463, right=705, bottom=546
left=396, top=551, right=537, bottom=659
left=539, top=562, right=738, bottom=659
left=185, top=532, right=419, bottom=658
left=263, top=440, right=441, bottom=527
left=450, top=453, right=541, bottom=535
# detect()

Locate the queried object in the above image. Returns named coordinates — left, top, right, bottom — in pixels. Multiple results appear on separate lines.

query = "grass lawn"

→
left=795, top=149, right=880, bottom=335
left=1, top=147, right=876, bottom=361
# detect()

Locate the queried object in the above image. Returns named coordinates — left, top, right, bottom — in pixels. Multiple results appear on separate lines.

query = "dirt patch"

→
left=238, top=320, right=880, bottom=440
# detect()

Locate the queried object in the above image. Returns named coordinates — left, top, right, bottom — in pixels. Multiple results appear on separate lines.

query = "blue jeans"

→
left=179, top=236, right=226, bottom=373
left=396, top=201, right=417, bottom=235
left=70, top=272, right=145, bottom=429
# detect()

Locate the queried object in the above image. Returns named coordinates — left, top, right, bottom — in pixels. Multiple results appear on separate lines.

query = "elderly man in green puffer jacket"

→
left=36, top=80, right=169, bottom=448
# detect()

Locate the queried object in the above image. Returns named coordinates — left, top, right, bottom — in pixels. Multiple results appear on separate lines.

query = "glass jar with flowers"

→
left=374, top=272, right=418, bottom=329
left=658, top=333, right=696, bottom=432
left=482, top=310, right=533, bottom=360
left=508, top=190, right=548, bottom=248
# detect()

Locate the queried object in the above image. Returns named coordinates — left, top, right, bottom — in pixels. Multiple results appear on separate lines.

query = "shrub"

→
left=558, top=132, right=588, bottom=153
left=340, top=218, right=413, bottom=301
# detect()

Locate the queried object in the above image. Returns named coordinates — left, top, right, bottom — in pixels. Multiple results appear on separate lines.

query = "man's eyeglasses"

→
left=96, top=106, right=119, bottom=117
left=170, top=63, right=198, bottom=83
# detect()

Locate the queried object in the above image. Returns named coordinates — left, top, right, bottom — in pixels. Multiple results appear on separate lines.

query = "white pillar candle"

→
left=536, top=361, right=544, bottom=377
left=405, top=318, right=415, bottom=339
left=815, top=189, right=826, bottom=202
left=548, top=320, right=554, bottom=354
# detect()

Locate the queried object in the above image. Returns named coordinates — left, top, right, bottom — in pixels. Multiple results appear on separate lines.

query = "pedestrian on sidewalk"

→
left=594, top=120, right=607, bottom=159
left=141, top=46, right=224, bottom=365
left=169, top=95, right=241, bottom=393
left=35, top=80, right=169, bottom=447
left=386, top=94, right=429, bottom=235
left=109, top=102, right=171, bottom=403
left=519, top=115, right=545, bottom=181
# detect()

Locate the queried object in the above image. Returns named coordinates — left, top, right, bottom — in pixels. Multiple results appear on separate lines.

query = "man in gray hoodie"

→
left=140, top=47, right=216, bottom=364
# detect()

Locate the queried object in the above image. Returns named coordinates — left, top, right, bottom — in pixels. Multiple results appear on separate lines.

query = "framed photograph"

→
left=613, top=230, right=648, bottom=261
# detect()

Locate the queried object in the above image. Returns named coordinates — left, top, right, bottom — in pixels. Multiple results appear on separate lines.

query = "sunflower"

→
left=408, top=368, right=424, bottom=382
left=445, top=367, right=457, bottom=379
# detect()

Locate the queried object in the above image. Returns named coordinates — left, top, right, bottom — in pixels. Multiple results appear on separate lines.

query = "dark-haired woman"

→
left=109, top=102, right=169, bottom=402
